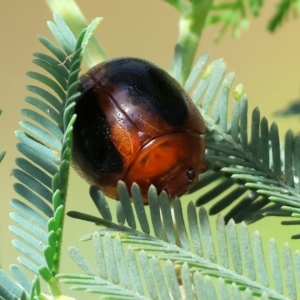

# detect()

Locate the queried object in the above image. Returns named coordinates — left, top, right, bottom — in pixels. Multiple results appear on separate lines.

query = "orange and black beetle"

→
left=72, top=57, right=207, bottom=203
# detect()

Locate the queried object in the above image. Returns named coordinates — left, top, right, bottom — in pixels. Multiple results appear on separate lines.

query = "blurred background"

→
left=1, top=0, right=300, bottom=297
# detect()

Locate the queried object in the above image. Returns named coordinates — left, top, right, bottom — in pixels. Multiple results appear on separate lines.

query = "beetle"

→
left=72, top=57, right=207, bottom=203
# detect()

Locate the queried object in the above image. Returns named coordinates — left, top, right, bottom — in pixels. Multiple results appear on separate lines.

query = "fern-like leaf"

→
left=206, top=0, right=255, bottom=41
left=268, top=0, right=300, bottom=32
left=206, top=0, right=300, bottom=39
left=0, top=13, right=101, bottom=298
left=67, top=184, right=298, bottom=299
left=170, top=53, right=300, bottom=236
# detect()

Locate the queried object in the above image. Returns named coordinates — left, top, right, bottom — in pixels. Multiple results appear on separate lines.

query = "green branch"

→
left=166, top=0, right=213, bottom=84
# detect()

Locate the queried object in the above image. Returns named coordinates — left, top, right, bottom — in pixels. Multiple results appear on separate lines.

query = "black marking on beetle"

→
left=73, top=86, right=123, bottom=178
left=102, top=58, right=188, bottom=126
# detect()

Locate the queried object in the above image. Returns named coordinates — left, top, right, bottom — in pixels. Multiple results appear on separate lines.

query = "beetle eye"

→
left=185, top=168, right=196, bottom=181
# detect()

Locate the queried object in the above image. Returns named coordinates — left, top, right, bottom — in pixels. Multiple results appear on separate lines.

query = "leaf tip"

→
left=233, top=83, right=244, bottom=100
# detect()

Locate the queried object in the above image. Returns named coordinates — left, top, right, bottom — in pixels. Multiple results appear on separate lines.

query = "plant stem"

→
left=170, top=0, right=213, bottom=84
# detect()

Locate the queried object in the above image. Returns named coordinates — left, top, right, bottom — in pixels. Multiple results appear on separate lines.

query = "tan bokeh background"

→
left=1, top=0, right=300, bottom=296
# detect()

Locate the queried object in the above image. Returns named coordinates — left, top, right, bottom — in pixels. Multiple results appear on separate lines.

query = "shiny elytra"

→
left=72, top=57, right=207, bottom=203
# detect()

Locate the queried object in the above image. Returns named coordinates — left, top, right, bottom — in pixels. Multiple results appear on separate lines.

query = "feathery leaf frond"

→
left=205, top=0, right=300, bottom=40
left=0, top=13, right=101, bottom=298
left=175, top=53, right=300, bottom=236
left=67, top=184, right=298, bottom=299
left=268, top=0, right=300, bottom=32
